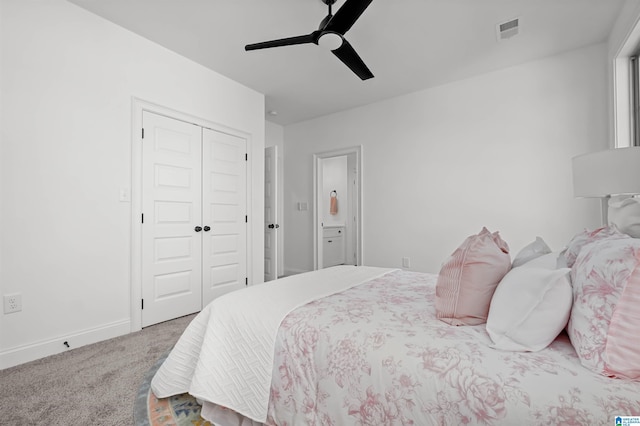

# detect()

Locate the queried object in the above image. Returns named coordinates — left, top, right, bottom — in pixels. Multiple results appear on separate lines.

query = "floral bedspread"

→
left=265, top=270, right=640, bottom=425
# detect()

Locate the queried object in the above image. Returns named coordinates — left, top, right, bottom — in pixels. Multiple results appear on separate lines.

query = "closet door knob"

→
left=268, top=224, right=275, bottom=229
left=194, top=226, right=203, bottom=232
left=275, top=224, right=280, bottom=229
left=203, top=226, right=211, bottom=232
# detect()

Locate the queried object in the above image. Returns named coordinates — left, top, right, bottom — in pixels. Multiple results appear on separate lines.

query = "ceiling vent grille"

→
left=496, top=18, right=519, bottom=41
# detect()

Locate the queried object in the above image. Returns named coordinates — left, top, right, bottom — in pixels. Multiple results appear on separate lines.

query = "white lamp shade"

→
left=572, top=147, right=640, bottom=197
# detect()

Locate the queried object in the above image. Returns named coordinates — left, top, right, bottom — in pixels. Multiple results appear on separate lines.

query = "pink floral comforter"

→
left=265, top=270, right=640, bottom=425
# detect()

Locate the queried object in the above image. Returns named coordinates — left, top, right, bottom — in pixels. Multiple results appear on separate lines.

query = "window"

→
left=631, top=55, right=640, bottom=147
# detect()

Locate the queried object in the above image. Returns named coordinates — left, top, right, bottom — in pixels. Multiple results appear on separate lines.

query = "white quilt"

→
left=150, top=265, right=395, bottom=423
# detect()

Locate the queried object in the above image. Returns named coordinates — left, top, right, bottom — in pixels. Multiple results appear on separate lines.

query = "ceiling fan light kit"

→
left=318, top=32, right=344, bottom=50
left=245, top=0, right=374, bottom=80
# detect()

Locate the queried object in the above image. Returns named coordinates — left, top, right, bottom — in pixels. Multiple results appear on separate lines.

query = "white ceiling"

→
left=68, top=0, right=625, bottom=125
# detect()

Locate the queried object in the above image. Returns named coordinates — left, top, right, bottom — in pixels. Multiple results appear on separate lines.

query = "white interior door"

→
left=264, top=146, right=278, bottom=281
left=201, top=128, right=248, bottom=306
left=141, top=111, right=203, bottom=327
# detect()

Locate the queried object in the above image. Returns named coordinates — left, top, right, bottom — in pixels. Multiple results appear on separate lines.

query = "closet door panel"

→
left=141, top=111, right=203, bottom=327
left=202, top=129, right=247, bottom=306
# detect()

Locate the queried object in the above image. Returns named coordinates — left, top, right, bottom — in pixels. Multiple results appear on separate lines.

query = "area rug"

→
left=134, top=350, right=212, bottom=426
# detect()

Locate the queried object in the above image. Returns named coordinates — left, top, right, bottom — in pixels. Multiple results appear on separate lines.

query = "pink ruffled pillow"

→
left=436, top=227, right=511, bottom=326
left=567, top=236, right=640, bottom=380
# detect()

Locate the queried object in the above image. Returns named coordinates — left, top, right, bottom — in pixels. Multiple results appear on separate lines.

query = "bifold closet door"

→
left=201, top=128, right=247, bottom=306
left=141, top=111, right=203, bottom=327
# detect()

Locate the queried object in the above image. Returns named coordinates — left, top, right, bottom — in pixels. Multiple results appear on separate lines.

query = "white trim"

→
left=130, top=97, right=254, bottom=331
left=612, top=57, right=631, bottom=148
left=610, top=4, right=640, bottom=148
left=312, top=145, right=363, bottom=270
left=0, top=319, right=130, bottom=370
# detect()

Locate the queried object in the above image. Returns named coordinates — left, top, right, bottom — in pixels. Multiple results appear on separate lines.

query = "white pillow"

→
left=609, top=196, right=640, bottom=238
left=520, top=252, right=564, bottom=270
left=486, top=266, right=572, bottom=352
left=511, top=237, right=552, bottom=268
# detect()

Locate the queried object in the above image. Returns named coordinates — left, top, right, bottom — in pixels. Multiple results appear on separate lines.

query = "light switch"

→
left=119, top=187, right=131, bottom=202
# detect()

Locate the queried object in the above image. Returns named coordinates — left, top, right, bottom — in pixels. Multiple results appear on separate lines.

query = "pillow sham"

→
left=560, top=226, right=627, bottom=268
left=609, top=196, right=640, bottom=238
left=511, top=237, right=552, bottom=268
left=436, top=227, right=511, bottom=326
left=567, top=236, right=640, bottom=380
left=487, top=266, right=572, bottom=352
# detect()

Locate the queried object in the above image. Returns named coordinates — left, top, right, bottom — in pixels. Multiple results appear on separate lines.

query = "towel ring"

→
left=330, top=190, right=337, bottom=197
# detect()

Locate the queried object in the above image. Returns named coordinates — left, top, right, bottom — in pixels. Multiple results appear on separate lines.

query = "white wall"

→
left=265, top=121, right=284, bottom=277
left=0, top=0, right=265, bottom=368
left=284, top=43, right=608, bottom=274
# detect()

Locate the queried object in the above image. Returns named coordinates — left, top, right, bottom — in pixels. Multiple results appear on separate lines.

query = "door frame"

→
left=312, top=145, right=363, bottom=270
left=264, top=145, right=278, bottom=281
left=130, top=98, right=253, bottom=331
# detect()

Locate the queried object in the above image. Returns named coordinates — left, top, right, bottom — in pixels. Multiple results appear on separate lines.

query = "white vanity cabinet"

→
left=323, top=226, right=346, bottom=268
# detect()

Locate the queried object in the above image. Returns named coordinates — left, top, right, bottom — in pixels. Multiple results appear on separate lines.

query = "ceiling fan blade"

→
left=325, top=0, right=373, bottom=35
left=332, top=39, right=374, bottom=80
left=245, top=33, right=316, bottom=51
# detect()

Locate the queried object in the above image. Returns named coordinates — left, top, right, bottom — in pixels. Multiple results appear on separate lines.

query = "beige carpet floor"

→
left=0, top=314, right=195, bottom=426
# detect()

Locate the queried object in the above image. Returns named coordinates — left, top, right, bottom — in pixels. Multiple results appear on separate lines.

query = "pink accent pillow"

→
left=436, top=227, right=511, bottom=326
left=561, top=226, right=626, bottom=268
left=567, top=236, right=640, bottom=380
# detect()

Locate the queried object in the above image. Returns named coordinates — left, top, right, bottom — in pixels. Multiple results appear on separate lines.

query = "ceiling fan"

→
left=245, top=0, right=374, bottom=80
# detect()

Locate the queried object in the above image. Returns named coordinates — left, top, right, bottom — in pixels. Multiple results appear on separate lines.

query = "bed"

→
left=151, top=229, right=640, bottom=426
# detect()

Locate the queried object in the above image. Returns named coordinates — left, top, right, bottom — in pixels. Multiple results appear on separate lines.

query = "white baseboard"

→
left=0, top=319, right=131, bottom=370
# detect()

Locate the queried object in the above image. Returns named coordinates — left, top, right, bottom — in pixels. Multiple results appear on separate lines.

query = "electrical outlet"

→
left=402, top=257, right=411, bottom=268
left=4, top=294, right=22, bottom=314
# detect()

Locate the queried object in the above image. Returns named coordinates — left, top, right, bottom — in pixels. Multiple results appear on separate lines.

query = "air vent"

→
left=496, top=18, right=519, bottom=41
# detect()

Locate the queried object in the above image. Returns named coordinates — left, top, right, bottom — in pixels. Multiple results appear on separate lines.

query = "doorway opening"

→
left=313, top=146, right=363, bottom=270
